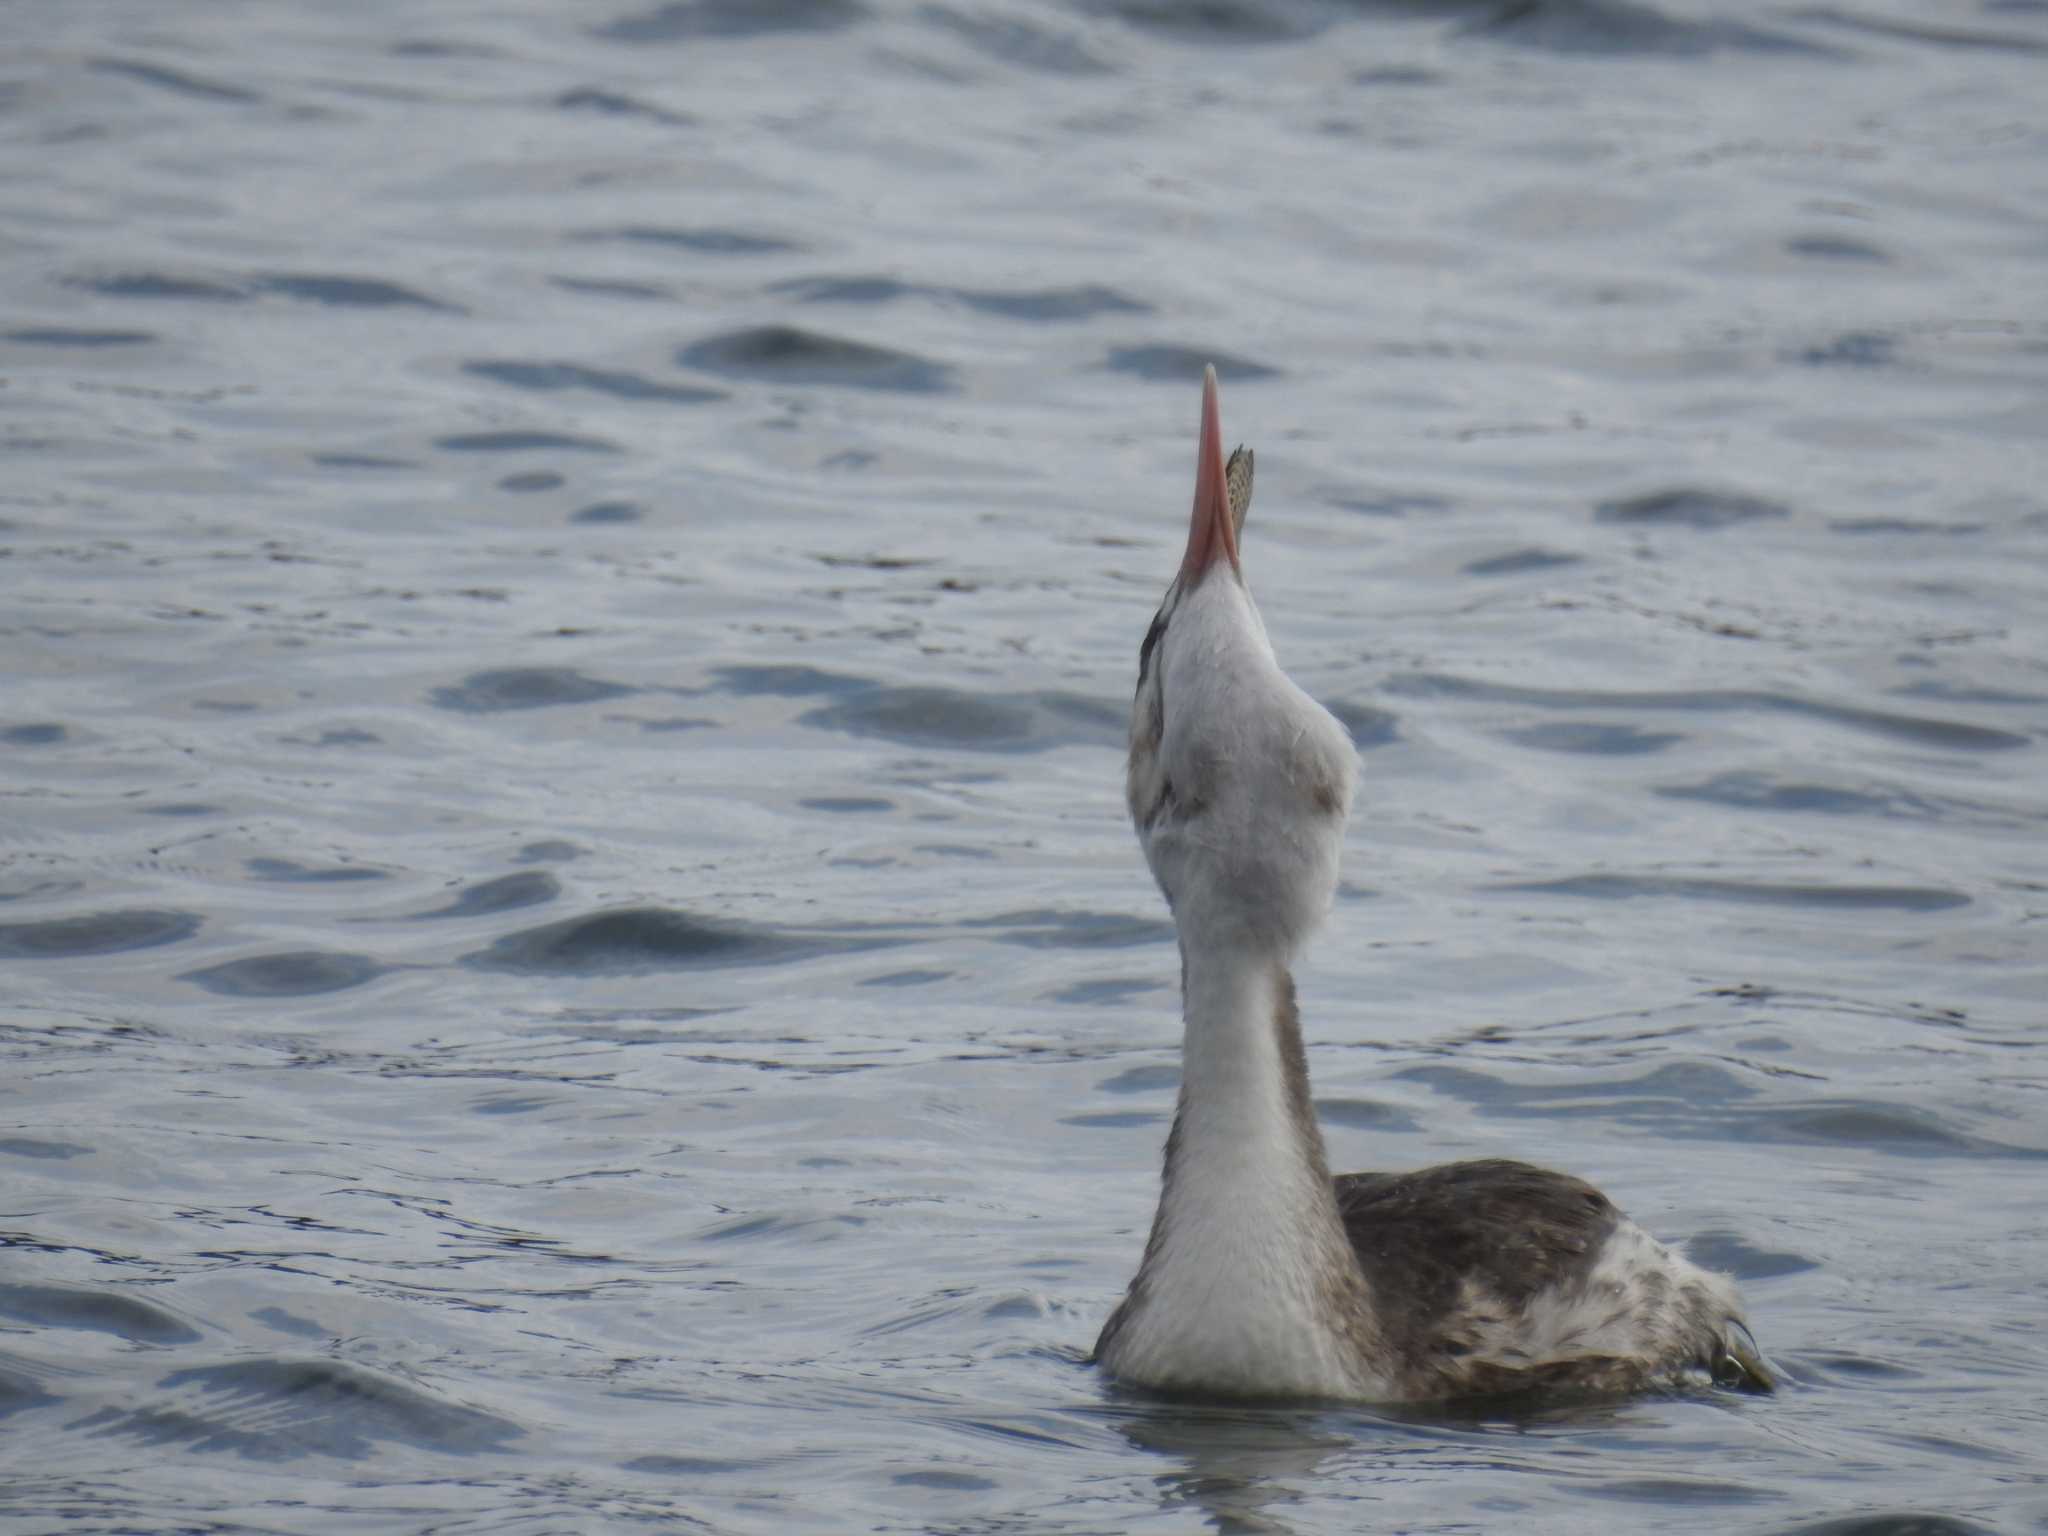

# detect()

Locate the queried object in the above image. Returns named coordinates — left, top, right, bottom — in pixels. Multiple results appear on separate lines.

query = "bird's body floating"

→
left=1095, top=367, right=1769, bottom=1402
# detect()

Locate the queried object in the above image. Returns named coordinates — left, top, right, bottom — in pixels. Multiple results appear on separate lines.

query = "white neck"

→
left=1107, top=943, right=1384, bottom=1398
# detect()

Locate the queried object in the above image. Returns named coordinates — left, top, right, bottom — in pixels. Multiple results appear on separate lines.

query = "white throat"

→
left=1101, top=945, right=1385, bottom=1399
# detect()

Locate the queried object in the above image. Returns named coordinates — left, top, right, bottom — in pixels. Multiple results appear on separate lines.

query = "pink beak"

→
left=1178, top=364, right=1239, bottom=584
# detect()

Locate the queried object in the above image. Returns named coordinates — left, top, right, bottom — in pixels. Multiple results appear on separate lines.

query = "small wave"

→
left=799, top=686, right=1123, bottom=753
left=428, top=668, right=637, bottom=712
left=463, top=906, right=888, bottom=975
left=462, top=359, right=724, bottom=405
left=1388, top=673, right=2031, bottom=752
left=179, top=950, right=386, bottom=997
left=677, top=325, right=955, bottom=392
left=0, top=909, right=201, bottom=959
left=593, top=0, right=869, bottom=43
left=1596, top=488, right=1789, bottom=529
left=405, top=872, right=561, bottom=920
left=1495, top=873, right=1970, bottom=912
left=431, top=430, right=620, bottom=455
left=71, top=1356, right=521, bottom=1459
left=0, top=1283, right=202, bottom=1345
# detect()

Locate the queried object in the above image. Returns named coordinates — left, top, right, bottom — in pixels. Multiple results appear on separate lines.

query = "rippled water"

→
left=3, top=1, right=2046, bottom=1531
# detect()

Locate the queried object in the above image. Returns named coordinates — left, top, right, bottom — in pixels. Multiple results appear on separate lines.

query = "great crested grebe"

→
left=1094, top=367, right=1770, bottom=1402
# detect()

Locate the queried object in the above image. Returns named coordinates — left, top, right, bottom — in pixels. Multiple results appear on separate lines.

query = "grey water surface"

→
left=3, top=1, right=2046, bottom=1532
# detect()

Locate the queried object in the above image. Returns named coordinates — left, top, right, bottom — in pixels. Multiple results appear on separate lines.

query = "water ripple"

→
left=677, top=326, right=955, bottom=392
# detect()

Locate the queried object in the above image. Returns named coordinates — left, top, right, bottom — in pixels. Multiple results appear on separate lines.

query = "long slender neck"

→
left=1111, top=941, right=1382, bottom=1397
left=1171, top=944, right=1330, bottom=1202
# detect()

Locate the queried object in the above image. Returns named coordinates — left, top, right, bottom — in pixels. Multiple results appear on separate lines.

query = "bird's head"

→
left=1127, top=367, right=1358, bottom=960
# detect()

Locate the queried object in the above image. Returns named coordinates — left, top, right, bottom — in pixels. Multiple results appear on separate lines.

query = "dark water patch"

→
left=1399, top=1059, right=1756, bottom=1113
left=578, top=225, right=799, bottom=255
left=639, top=716, right=716, bottom=732
left=1102, top=345, right=1280, bottom=383
left=1506, top=721, right=1682, bottom=755
left=1596, top=487, right=1788, bottom=529
left=1326, top=700, right=1399, bottom=751
left=70, top=1357, right=521, bottom=1459
left=812, top=552, right=935, bottom=569
left=432, top=430, right=620, bottom=455
left=2, top=722, right=66, bottom=745
left=677, top=326, right=954, bottom=392
left=1100, top=1064, right=1180, bottom=1094
left=464, top=358, right=725, bottom=405
left=408, top=872, right=560, bottom=920
left=920, top=5, right=1116, bottom=73
left=0, top=1137, right=91, bottom=1159
left=1798, top=330, right=1897, bottom=368
left=917, top=842, right=995, bottom=861
left=961, top=908, right=1175, bottom=950
left=1463, top=547, right=1581, bottom=577
left=245, top=858, right=385, bottom=884
left=1656, top=771, right=1951, bottom=821
left=957, top=284, right=1149, bottom=321
left=1076, top=0, right=1330, bottom=42
left=799, top=686, right=1122, bottom=752
left=181, top=951, right=386, bottom=997
left=515, top=840, right=583, bottom=863
left=1062, top=1110, right=1160, bottom=1129
left=596, top=0, right=868, bottom=42
left=893, top=1468, right=998, bottom=1492
left=499, top=470, right=563, bottom=492
left=1045, top=976, right=1160, bottom=1006
left=1792, top=6, right=2048, bottom=53
left=313, top=453, right=413, bottom=471
left=295, top=727, right=380, bottom=747
left=571, top=500, right=643, bottom=524
left=1583, top=1476, right=1774, bottom=1506
left=1458, top=0, right=1829, bottom=55
left=1386, top=672, right=2032, bottom=752
left=141, top=802, right=220, bottom=817
left=1831, top=517, right=1984, bottom=537
left=698, top=1211, right=866, bottom=1241
left=66, top=271, right=249, bottom=302
left=430, top=668, right=636, bottom=712
left=0, top=909, right=200, bottom=959
left=1315, top=1097, right=1421, bottom=1133
left=388, top=36, right=501, bottom=57
left=1495, top=874, right=1969, bottom=912
left=860, top=968, right=950, bottom=987
left=554, top=86, right=695, bottom=125
left=800, top=796, right=893, bottom=812
left=0, top=1360, right=59, bottom=1420
left=1894, top=678, right=2048, bottom=706
left=709, top=663, right=871, bottom=697
left=1743, top=1100, right=2044, bottom=1159
left=1784, top=233, right=1890, bottom=264
left=772, top=274, right=918, bottom=305
left=465, top=907, right=881, bottom=975
left=1330, top=487, right=1454, bottom=519
left=1684, top=1230, right=1819, bottom=1281
left=4, top=327, right=156, bottom=348
left=90, top=58, right=262, bottom=103
left=774, top=275, right=1148, bottom=320
left=550, top=275, right=672, bottom=300
left=1773, top=1514, right=1996, bottom=1536
left=0, top=1283, right=201, bottom=1345
left=1354, top=64, right=1446, bottom=86
left=255, top=273, right=457, bottom=312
